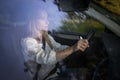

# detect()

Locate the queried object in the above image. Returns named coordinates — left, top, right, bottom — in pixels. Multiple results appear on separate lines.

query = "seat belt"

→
left=33, top=64, right=41, bottom=80
left=43, top=32, right=53, bottom=49
left=42, top=35, right=46, bottom=50
left=33, top=36, right=46, bottom=80
left=32, top=40, right=46, bottom=80
left=34, top=34, right=55, bottom=80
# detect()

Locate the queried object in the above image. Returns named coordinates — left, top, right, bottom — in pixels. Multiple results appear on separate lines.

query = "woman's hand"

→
left=76, top=39, right=89, bottom=52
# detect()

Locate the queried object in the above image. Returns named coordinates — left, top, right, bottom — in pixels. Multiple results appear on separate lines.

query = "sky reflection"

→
left=0, top=0, right=67, bottom=31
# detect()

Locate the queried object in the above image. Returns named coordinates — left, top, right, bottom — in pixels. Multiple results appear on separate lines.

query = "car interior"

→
left=0, top=0, right=120, bottom=80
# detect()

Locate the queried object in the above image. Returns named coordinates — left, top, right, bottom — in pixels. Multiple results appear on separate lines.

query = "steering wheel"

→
left=85, top=29, right=96, bottom=41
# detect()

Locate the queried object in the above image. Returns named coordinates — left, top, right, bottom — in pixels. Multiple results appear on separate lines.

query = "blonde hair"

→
left=27, top=10, right=48, bottom=38
left=28, top=20, right=40, bottom=38
left=26, top=0, right=48, bottom=38
left=27, top=10, right=53, bottom=49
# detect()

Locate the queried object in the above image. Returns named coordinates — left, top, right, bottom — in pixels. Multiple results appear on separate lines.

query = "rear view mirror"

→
left=54, top=0, right=91, bottom=12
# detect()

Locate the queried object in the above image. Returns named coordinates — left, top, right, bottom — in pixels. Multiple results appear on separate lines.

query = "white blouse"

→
left=21, top=35, right=68, bottom=65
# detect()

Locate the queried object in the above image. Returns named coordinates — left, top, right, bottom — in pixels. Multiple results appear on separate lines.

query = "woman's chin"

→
left=41, top=27, right=48, bottom=31
left=40, top=29, right=48, bottom=32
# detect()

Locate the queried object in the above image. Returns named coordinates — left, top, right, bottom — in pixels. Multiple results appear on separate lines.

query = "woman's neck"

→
left=35, top=31, right=43, bottom=43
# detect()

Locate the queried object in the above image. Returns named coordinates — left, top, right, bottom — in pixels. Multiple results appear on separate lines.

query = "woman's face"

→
left=36, top=11, right=49, bottom=31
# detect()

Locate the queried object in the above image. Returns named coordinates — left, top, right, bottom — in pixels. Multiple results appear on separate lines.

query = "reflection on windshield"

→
left=0, top=0, right=105, bottom=37
left=0, top=0, right=120, bottom=80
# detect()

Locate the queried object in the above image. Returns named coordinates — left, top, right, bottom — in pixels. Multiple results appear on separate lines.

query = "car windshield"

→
left=0, top=0, right=107, bottom=37
left=0, top=0, right=120, bottom=80
left=0, top=0, right=120, bottom=36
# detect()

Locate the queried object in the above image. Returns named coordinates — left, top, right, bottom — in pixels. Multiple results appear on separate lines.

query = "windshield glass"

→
left=0, top=0, right=106, bottom=37
left=0, top=0, right=120, bottom=80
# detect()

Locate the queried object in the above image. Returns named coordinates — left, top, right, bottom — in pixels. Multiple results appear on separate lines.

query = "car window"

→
left=42, top=0, right=105, bottom=37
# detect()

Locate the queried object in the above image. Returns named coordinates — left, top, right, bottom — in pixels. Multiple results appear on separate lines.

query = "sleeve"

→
left=23, top=38, right=40, bottom=57
left=22, top=38, right=57, bottom=65
left=36, top=49, right=57, bottom=65
left=48, top=35, right=69, bottom=51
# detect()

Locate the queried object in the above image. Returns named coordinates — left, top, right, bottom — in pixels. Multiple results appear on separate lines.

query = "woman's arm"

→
left=22, top=36, right=89, bottom=65
left=56, top=39, right=89, bottom=61
left=48, top=34, right=89, bottom=61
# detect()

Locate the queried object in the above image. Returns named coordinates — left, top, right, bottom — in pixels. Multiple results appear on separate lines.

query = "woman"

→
left=21, top=10, right=89, bottom=80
